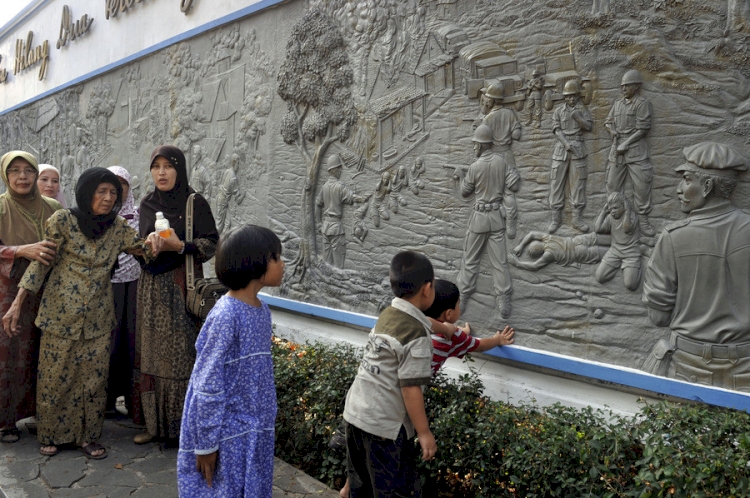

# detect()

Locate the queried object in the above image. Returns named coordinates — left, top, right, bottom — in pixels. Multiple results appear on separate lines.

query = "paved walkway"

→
left=0, top=419, right=339, bottom=498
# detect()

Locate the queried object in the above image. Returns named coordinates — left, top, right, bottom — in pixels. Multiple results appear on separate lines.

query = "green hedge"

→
left=273, top=338, right=750, bottom=497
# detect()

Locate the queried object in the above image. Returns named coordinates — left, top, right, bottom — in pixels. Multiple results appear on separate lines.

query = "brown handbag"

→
left=185, top=193, right=228, bottom=320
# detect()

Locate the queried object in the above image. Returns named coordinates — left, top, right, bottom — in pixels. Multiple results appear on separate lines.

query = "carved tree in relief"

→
left=277, top=9, right=357, bottom=279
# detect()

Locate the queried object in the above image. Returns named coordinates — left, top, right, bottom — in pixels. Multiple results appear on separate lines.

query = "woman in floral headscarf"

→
left=106, top=166, right=141, bottom=418
left=132, top=145, right=218, bottom=445
left=0, top=151, right=62, bottom=444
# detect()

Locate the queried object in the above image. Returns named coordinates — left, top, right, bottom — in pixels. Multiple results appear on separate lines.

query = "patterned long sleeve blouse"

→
left=19, top=210, right=150, bottom=341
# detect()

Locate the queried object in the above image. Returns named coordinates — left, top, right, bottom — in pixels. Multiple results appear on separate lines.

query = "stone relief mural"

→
left=2, top=0, right=750, bottom=391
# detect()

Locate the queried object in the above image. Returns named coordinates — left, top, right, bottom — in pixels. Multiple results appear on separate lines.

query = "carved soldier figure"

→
left=389, top=164, right=408, bottom=214
left=481, top=83, right=521, bottom=239
left=509, top=231, right=605, bottom=271
left=455, top=124, right=514, bottom=318
left=190, top=144, right=213, bottom=199
left=594, top=192, right=642, bottom=291
left=526, top=69, right=544, bottom=127
left=315, top=154, right=363, bottom=268
left=548, top=80, right=593, bottom=234
left=216, top=154, right=245, bottom=234
left=59, top=140, right=77, bottom=207
left=605, top=70, right=656, bottom=236
left=371, top=171, right=392, bottom=228
left=643, top=142, right=750, bottom=389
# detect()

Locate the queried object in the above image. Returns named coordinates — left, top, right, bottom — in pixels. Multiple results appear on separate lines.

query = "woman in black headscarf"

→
left=133, top=145, right=218, bottom=444
left=3, top=167, right=161, bottom=459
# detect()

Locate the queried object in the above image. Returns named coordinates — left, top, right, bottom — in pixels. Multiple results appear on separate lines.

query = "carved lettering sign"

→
left=105, top=0, right=194, bottom=19
left=14, top=32, right=49, bottom=81
left=57, top=5, right=94, bottom=49
left=0, top=56, right=7, bottom=83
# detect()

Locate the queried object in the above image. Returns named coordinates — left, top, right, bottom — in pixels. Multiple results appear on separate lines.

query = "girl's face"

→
left=6, top=158, right=37, bottom=196
left=261, top=256, right=285, bottom=287
left=117, top=176, right=130, bottom=201
left=150, top=156, right=177, bottom=192
left=37, top=170, right=60, bottom=198
left=91, top=182, right=118, bottom=215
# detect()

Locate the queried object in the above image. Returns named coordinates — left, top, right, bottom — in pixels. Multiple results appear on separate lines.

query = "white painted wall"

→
left=0, top=0, right=278, bottom=111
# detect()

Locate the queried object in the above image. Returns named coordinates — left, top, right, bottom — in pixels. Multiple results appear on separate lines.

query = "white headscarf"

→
left=38, top=164, right=67, bottom=207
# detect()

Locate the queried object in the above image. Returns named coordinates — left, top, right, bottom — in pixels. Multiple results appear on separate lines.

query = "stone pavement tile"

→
left=127, top=455, right=175, bottom=475
left=51, top=485, right=135, bottom=497
left=4, top=461, right=39, bottom=482
left=1, top=482, right=49, bottom=498
left=1, top=438, right=45, bottom=461
left=76, top=466, right=143, bottom=488
left=140, top=469, right=176, bottom=487
left=39, top=457, right=88, bottom=488
left=129, top=484, right=179, bottom=498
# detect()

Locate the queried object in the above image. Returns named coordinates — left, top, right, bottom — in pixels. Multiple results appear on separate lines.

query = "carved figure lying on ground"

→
left=509, top=231, right=606, bottom=270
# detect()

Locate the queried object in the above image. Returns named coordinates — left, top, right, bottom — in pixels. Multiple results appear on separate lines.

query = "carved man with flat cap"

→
left=643, top=142, right=750, bottom=390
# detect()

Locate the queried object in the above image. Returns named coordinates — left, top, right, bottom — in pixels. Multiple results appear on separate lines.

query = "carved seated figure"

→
left=594, top=192, right=642, bottom=291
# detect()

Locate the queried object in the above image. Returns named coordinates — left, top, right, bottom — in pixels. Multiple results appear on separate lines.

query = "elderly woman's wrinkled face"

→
left=6, top=158, right=37, bottom=196
left=91, top=182, right=119, bottom=215
left=151, top=156, right=177, bottom=192
left=37, top=170, right=60, bottom=198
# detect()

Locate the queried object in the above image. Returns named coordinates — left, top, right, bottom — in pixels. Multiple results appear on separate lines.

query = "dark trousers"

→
left=346, top=423, right=421, bottom=498
left=107, top=280, right=138, bottom=413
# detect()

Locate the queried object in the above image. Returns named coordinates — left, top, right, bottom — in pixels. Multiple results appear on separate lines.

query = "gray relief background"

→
left=1, top=0, right=750, bottom=373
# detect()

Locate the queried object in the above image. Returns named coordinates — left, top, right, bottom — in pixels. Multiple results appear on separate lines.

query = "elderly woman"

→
left=3, top=167, right=162, bottom=459
left=133, top=145, right=218, bottom=445
left=37, top=164, right=67, bottom=207
left=106, top=166, right=140, bottom=418
left=0, top=152, right=62, bottom=444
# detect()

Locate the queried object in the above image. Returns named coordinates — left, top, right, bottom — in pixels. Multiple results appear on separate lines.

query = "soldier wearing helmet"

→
left=453, top=124, right=517, bottom=318
left=547, top=78, right=593, bottom=234
left=481, top=82, right=522, bottom=239
left=604, top=69, right=656, bottom=236
left=526, top=68, right=545, bottom=127
left=315, top=153, right=364, bottom=268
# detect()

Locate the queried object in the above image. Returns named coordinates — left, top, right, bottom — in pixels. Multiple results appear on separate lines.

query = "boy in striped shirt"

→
left=425, top=279, right=515, bottom=375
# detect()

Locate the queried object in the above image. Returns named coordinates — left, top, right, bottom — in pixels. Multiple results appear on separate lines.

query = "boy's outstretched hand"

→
left=196, top=451, right=218, bottom=487
left=495, top=326, right=515, bottom=345
left=457, top=322, right=471, bottom=335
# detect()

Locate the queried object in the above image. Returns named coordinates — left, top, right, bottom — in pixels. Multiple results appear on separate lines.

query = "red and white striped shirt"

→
left=430, top=329, right=479, bottom=376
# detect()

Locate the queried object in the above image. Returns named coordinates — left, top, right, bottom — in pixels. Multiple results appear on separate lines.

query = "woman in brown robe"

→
left=0, top=151, right=62, bottom=444
left=133, top=145, right=218, bottom=445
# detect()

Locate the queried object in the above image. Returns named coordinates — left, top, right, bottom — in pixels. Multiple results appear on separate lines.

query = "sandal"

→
left=1, top=427, right=21, bottom=443
left=39, top=445, right=59, bottom=456
left=80, top=442, right=107, bottom=460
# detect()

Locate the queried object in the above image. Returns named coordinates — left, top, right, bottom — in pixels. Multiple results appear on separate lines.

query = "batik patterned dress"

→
left=177, top=296, right=277, bottom=497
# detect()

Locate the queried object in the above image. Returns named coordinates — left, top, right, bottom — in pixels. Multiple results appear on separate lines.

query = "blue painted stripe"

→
left=260, top=292, right=750, bottom=412
left=0, top=0, right=285, bottom=115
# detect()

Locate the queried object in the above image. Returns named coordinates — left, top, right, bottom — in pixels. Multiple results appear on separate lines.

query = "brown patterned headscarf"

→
left=0, top=151, right=60, bottom=246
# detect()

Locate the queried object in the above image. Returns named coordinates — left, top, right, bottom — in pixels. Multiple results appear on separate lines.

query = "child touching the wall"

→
left=426, top=279, right=514, bottom=375
left=177, top=225, right=284, bottom=497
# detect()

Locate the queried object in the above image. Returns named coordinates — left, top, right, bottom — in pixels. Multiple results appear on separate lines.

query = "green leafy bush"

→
left=273, top=338, right=750, bottom=497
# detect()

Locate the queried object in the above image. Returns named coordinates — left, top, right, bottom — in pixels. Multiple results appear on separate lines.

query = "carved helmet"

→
left=620, top=69, right=643, bottom=86
left=532, top=68, right=541, bottom=77
left=473, top=124, right=494, bottom=144
left=563, top=79, right=581, bottom=96
left=483, top=83, right=505, bottom=101
left=327, top=153, right=345, bottom=171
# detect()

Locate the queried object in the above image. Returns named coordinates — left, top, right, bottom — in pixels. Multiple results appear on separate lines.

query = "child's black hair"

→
left=389, top=250, right=434, bottom=298
left=215, top=224, right=282, bottom=290
left=423, top=279, right=460, bottom=319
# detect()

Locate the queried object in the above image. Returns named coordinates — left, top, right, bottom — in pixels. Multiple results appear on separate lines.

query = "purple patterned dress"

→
left=177, top=295, right=277, bottom=497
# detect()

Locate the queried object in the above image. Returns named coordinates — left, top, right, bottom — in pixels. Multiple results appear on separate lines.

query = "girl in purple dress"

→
left=177, top=225, right=284, bottom=497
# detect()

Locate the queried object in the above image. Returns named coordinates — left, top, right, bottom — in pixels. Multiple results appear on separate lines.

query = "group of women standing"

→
left=0, top=145, right=218, bottom=459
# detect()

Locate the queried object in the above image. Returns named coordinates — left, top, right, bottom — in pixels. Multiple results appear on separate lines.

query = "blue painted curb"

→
left=260, top=292, right=750, bottom=412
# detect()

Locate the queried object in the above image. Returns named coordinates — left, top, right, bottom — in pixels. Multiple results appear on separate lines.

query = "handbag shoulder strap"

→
left=186, top=193, right=196, bottom=291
